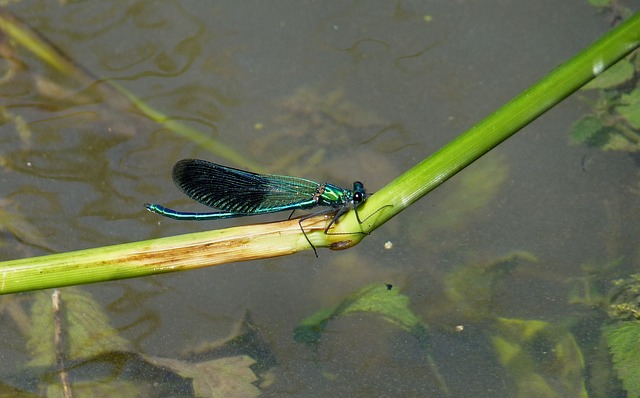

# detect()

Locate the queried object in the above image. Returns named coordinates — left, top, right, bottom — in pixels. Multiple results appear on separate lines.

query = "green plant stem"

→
left=0, top=13, right=639, bottom=294
left=330, top=12, right=640, bottom=238
left=0, top=217, right=331, bottom=295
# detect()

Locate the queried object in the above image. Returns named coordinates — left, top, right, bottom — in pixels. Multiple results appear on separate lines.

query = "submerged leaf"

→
left=254, top=87, right=389, bottom=173
left=603, top=321, right=640, bottom=397
left=444, top=251, right=537, bottom=320
left=147, top=355, right=260, bottom=398
left=608, top=273, right=640, bottom=320
left=293, top=308, right=334, bottom=346
left=46, top=380, right=143, bottom=398
left=293, top=284, right=449, bottom=394
left=618, top=88, right=640, bottom=105
left=491, top=317, right=587, bottom=398
left=583, top=59, right=635, bottom=90
left=613, top=88, right=640, bottom=130
left=181, top=312, right=277, bottom=375
left=569, top=116, right=604, bottom=144
left=294, top=284, right=427, bottom=346
left=587, top=0, right=611, bottom=6
left=602, top=133, right=640, bottom=152
left=422, top=153, right=508, bottom=232
left=335, top=284, right=423, bottom=331
left=27, top=289, right=131, bottom=368
left=0, top=200, right=57, bottom=252
left=616, top=104, right=640, bottom=130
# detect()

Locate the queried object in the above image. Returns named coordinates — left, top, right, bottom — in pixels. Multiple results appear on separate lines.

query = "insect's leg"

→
left=323, top=203, right=394, bottom=236
left=287, top=210, right=296, bottom=220
left=354, top=204, right=363, bottom=225
left=322, top=205, right=370, bottom=239
left=324, top=205, right=348, bottom=233
left=298, top=217, right=318, bottom=257
left=298, top=208, right=339, bottom=257
left=355, top=203, right=395, bottom=226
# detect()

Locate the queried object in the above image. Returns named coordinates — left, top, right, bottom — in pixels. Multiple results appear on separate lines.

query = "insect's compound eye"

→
left=352, top=181, right=366, bottom=204
left=353, top=191, right=364, bottom=204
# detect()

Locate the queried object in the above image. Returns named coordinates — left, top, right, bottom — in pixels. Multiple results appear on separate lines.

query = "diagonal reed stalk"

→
left=0, top=12, right=638, bottom=294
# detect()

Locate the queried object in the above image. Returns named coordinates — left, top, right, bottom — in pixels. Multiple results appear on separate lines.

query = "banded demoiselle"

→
left=145, top=159, right=368, bottom=256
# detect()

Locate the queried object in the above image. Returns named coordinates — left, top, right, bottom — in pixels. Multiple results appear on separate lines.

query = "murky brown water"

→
left=1, top=1, right=638, bottom=396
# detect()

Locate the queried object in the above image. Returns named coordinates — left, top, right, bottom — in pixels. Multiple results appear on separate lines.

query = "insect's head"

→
left=352, top=181, right=366, bottom=205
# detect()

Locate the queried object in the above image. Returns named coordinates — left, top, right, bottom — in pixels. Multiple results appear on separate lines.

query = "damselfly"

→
left=145, top=159, right=368, bottom=256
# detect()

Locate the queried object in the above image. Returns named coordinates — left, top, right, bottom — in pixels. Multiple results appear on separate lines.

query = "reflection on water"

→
left=0, top=0, right=639, bottom=396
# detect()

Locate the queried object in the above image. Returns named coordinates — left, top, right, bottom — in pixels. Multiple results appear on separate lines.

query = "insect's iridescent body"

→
left=145, top=159, right=367, bottom=255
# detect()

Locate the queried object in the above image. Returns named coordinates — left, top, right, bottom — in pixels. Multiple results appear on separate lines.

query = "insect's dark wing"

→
left=172, top=159, right=320, bottom=214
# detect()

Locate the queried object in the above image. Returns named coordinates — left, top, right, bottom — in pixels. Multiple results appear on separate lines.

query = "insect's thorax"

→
left=315, top=183, right=350, bottom=208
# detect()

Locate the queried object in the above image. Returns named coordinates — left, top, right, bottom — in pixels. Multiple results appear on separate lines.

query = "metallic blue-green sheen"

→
left=144, top=159, right=367, bottom=222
